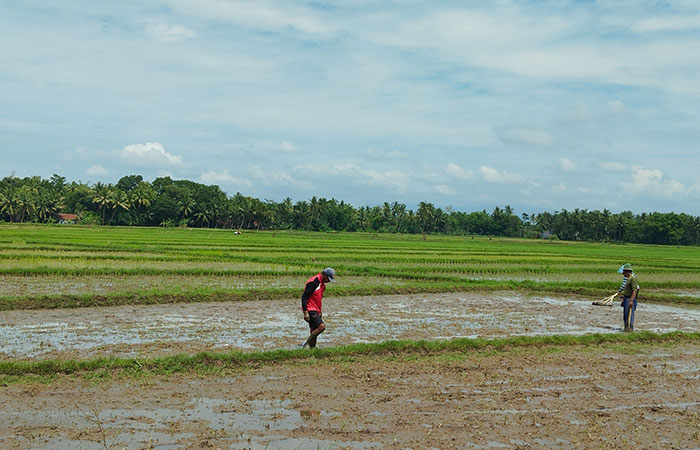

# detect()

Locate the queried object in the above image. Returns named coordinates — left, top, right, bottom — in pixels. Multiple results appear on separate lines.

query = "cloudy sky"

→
left=2, top=0, right=700, bottom=215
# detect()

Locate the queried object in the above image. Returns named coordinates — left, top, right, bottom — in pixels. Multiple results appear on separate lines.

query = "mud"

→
left=1, top=343, right=698, bottom=449
left=1, top=292, right=699, bottom=361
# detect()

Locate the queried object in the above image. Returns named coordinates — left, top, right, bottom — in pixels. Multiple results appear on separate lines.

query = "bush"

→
left=79, top=211, right=101, bottom=225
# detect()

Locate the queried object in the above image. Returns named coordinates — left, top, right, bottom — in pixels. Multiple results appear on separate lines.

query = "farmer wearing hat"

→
left=301, top=268, right=336, bottom=348
left=617, top=263, right=639, bottom=332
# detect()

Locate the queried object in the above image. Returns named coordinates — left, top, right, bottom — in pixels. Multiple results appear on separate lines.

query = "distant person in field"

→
left=301, top=268, right=335, bottom=348
left=617, top=263, right=639, bottom=332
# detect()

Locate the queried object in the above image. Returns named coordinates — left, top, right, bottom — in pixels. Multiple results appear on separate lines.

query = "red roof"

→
left=56, top=213, right=79, bottom=220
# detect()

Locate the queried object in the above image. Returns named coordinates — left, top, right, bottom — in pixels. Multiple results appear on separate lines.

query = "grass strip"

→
left=1, top=331, right=697, bottom=383
left=1, top=280, right=698, bottom=311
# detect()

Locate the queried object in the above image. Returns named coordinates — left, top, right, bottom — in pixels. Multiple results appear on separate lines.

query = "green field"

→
left=1, top=223, right=699, bottom=310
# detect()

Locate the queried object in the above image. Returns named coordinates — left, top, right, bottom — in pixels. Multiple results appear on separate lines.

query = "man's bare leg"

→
left=303, top=324, right=325, bottom=348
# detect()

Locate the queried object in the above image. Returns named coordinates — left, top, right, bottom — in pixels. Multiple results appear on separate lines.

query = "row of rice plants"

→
left=2, top=246, right=697, bottom=276
left=0, top=273, right=412, bottom=299
left=4, top=227, right=696, bottom=270
left=1, top=224, right=698, bottom=309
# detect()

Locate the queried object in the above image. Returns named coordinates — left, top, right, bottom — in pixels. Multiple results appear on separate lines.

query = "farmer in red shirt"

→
left=301, top=268, right=335, bottom=348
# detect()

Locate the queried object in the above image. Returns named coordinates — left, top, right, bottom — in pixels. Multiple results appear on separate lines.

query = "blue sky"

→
left=2, top=0, right=700, bottom=215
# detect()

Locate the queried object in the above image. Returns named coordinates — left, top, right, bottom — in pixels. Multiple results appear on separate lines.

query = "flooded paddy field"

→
left=2, top=292, right=700, bottom=361
left=2, top=227, right=699, bottom=448
left=1, top=295, right=699, bottom=448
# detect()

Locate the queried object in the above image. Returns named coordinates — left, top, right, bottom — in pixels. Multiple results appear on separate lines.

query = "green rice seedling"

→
left=1, top=224, right=698, bottom=309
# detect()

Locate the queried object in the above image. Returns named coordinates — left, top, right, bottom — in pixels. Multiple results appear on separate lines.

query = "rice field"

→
left=1, top=224, right=699, bottom=448
left=1, top=223, right=699, bottom=310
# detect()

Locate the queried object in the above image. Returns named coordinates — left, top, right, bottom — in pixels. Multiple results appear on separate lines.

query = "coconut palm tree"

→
left=177, top=195, right=196, bottom=222
left=36, top=191, right=65, bottom=223
left=107, top=189, right=130, bottom=224
left=130, top=183, right=155, bottom=211
left=91, top=183, right=111, bottom=225
left=16, top=185, right=38, bottom=222
left=0, top=188, right=18, bottom=222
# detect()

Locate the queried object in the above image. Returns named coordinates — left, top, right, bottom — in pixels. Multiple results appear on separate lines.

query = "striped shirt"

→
left=618, top=275, right=628, bottom=293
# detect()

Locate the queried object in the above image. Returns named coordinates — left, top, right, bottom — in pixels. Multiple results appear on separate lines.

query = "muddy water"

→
left=1, top=292, right=699, bottom=360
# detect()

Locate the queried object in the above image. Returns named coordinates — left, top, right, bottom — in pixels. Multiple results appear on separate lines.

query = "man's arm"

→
left=617, top=276, right=627, bottom=295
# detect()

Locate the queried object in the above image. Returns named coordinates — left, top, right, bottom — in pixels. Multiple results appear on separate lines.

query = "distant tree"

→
left=116, top=175, right=144, bottom=192
left=177, top=195, right=196, bottom=222
left=0, top=187, right=18, bottom=222
left=91, top=182, right=111, bottom=225
left=3, top=172, right=699, bottom=245
left=107, top=189, right=130, bottom=224
left=35, top=190, right=64, bottom=222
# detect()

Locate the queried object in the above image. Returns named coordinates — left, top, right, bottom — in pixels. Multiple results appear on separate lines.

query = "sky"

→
left=2, top=0, right=700, bottom=215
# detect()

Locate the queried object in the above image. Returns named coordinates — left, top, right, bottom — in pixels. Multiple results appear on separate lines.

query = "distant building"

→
left=55, top=213, right=79, bottom=224
left=540, top=230, right=553, bottom=239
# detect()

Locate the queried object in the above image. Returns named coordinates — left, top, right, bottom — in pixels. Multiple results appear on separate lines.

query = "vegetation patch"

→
left=1, top=331, right=697, bottom=384
left=1, top=225, right=698, bottom=310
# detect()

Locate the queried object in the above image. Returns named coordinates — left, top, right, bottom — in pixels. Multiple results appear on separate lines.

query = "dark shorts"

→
left=308, top=310, right=324, bottom=330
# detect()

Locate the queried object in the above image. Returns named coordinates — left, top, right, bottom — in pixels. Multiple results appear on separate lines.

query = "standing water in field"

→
left=1, top=292, right=699, bottom=359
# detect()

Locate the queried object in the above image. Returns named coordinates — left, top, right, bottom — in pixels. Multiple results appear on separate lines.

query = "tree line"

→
left=1, top=174, right=698, bottom=245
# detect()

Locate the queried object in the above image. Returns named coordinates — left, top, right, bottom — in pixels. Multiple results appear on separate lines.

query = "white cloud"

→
left=308, top=164, right=411, bottom=193
left=144, top=20, right=197, bottom=43
left=280, top=141, right=298, bottom=153
left=495, top=126, right=556, bottom=147
left=365, top=5, right=700, bottom=95
left=370, top=9, right=623, bottom=82
left=625, top=167, right=685, bottom=197
left=200, top=169, right=251, bottom=187
left=117, top=142, right=183, bottom=167
left=553, top=182, right=566, bottom=192
left=363, top=168, right=410, bottom=193
left=86, top=164, right=108, bottom=176
left=558, top=158, right=577, bottom=172
left=445, top=163, right=474, bottom=181
left=478, top=166, right=524, bottom=184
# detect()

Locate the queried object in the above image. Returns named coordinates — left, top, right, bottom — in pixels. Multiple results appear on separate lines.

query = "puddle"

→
left=37, top=431, right=194, bottom=450
left=593, top=401, right=700, bottom=413
left=0, top=393, right=357, bottom=449
left=535, top=374, right=591, bottom=382
left=262, top=438, right=382, bottom=450
left=2, top=292, right=700, bottom=359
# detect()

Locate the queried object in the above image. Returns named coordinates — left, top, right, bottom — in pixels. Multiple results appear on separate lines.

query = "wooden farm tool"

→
left=592, top=293, right=617, bottom=306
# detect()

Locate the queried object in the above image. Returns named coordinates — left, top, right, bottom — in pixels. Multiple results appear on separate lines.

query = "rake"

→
left=592, top=293, right=617, bottom=306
